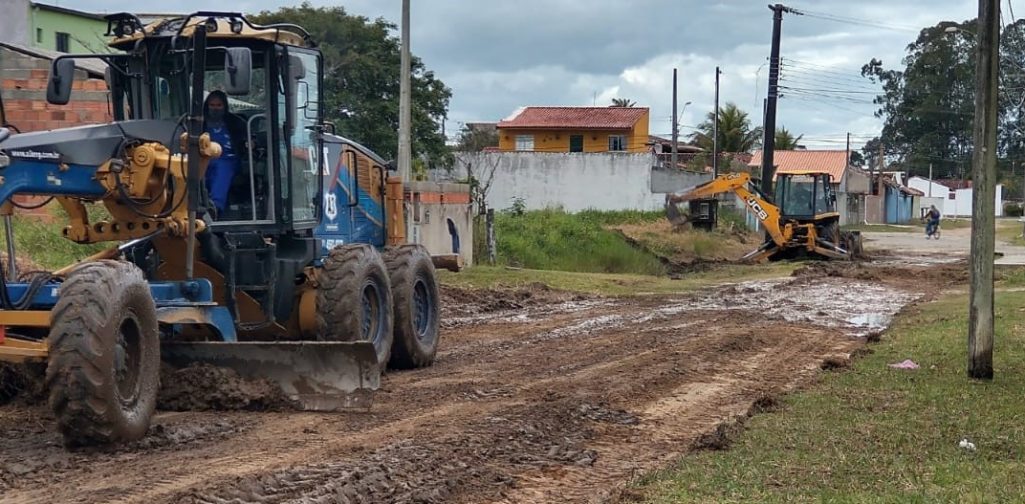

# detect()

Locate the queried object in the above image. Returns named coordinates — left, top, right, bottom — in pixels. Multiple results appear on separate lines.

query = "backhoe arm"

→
left=664, top=172, right=787, bottom=246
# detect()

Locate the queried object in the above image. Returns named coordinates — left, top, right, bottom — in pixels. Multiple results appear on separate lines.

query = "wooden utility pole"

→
left=671, top=68, right=679, bottom=169
left=398, top=0, right=412, bottom=182
left=761, top=4, right=795, bottom=196
left=713, top=66, right=721, bottom=177
left=968, top=0, right=1000, bottom=380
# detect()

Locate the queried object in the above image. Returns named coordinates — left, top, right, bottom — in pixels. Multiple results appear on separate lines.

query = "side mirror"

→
left=47, top=58, right=75, bottom=105
left=224, top=47, right=252, bottom=96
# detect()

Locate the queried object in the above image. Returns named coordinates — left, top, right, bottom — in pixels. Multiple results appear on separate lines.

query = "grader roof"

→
left=109, top=14, right=312, bottom=49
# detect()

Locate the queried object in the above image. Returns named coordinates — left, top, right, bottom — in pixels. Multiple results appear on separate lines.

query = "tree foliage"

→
left=455, top=124, right=498, bottom=152
left=610, top=98, right=636, bottom=107
left=861, top=18, right=1025, bottom=183
left=774, top=126, right=804, bottom=150
left=250, top=2, right=452, bottom=168
left=689, top=102, right=762, bottom=153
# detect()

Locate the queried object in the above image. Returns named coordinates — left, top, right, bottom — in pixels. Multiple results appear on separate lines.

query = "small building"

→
left=748, top=149, right=869, bottom=225
left=1, top=1, right=112, bottom=54
left=406, top=182, right=473, bottom=266
left=496, top=106, right=650, bottom=153
left=907, top=176, right=1004, bottom=218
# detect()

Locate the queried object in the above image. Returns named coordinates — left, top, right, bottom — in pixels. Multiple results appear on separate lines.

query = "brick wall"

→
left=2, top=47, right=111, bottom=217
left=1, top=46, right=111, bottom=132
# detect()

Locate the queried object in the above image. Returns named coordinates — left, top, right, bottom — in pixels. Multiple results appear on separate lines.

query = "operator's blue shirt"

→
left=205, top=122, right=240, bottom=214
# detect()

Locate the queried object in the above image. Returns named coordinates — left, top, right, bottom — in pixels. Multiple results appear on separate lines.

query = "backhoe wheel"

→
left=317, top=244, right=395, bottom=366
left=383, top=245, right=440, bottom=369
left=45, top=261, right=159, bottom=447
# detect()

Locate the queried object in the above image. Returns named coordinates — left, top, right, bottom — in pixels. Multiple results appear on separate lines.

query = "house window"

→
left=55, top=32, right=70, bottom=52
left=36, top=28, right=42, bottom=44
left=569, top=135, right=584, bottom=152
left=515, top=134, right=534, bottom=151
left=608, top=135, right=626, bottom=152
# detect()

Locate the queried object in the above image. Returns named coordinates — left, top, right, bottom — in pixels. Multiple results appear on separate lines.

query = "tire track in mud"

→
left=0, top=273, right=923, bottom=503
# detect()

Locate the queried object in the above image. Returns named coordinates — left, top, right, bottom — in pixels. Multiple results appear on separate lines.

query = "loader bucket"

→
left=161, top=341, right=380, bottom=411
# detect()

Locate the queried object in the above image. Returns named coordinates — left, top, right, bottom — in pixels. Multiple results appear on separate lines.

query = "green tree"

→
left=689, top=102, right=762, bottom=153
left=455, top=123, right=498, bottom=151
left=610, top=98, right=636, bottom=107
left=251, top=2, right=452, bottom=168
left=774, top=126, right=804, bottom=150
left=861, top=20, right=976, bottom=178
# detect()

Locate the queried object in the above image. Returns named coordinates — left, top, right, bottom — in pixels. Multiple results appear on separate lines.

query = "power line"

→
left=779, top=71, right=880, bottom=91
left=789, top=7, right=921, bottom=33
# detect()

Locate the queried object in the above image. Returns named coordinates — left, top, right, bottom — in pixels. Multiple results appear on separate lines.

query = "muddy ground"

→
left=0, top=255, right=965, bottom=504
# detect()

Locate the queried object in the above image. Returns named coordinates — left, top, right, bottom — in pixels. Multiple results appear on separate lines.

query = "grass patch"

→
left=0, top=205, right=111, bottom=271
left=996, top=218, right=1025, bottom=246
left=635, top=290, right=1025, bottom=502
left=494, top=209, right=667, bottom=275
left=438, top=263, right=797, bottom=297
left=614, top=220, right=757, bottom=265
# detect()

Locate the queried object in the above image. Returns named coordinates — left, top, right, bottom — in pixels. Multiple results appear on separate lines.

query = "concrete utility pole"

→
left=968, top=0, right=999, bottom=380
left=398, top=0, right=412, bottom=182
left=761, top=4, right=796, bottom=196
left=713, top=66, right=721, bottom=177
left=671, top=68, right=679, bottom=169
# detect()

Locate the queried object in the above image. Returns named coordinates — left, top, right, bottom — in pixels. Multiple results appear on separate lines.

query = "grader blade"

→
left=161, top=341, right=380, bottom=411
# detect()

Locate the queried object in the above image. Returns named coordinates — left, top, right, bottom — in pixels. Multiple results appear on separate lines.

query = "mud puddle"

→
left=656, top=277, right=917, bottom=337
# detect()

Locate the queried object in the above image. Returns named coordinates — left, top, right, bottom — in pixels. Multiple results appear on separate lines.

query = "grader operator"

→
left=665, top=171, right=863, bottom=261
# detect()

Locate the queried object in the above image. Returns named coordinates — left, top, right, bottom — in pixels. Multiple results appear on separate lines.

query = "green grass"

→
left=0, top=206, right=111, bottom=271
left=438, top=263, right=797, bottom=296
left=493, top=209, right=667, bottom=276
left=636, top=288, right=1025, bottom=503
left=996, top=218, right=1025, bottom=246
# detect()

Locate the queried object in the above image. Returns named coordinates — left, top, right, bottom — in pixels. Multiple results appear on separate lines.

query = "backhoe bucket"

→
left=161, top=341, right=380, bottom=411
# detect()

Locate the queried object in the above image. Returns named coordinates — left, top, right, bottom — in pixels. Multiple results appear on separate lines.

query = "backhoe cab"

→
left=0, top=12, right=441, bottom=448
left=665, top=171, right=863, bottom=262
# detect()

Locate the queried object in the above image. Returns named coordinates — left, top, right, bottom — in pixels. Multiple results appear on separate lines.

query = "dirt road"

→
left=0, top=259, right=954, bottom=504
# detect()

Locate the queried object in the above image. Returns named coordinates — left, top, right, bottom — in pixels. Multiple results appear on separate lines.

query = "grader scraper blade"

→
left=161, top=341, right=380, bottom=411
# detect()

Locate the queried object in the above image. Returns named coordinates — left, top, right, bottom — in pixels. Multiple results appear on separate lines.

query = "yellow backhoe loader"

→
left=665, top=171, right=863, bottom=262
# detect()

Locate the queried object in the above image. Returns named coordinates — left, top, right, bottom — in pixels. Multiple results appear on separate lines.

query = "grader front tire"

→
left=45, top=261, right=160, bottom=447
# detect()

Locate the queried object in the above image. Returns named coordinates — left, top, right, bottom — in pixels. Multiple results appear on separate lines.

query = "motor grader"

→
left=665, top=171, right=863, bottom=261
left=0, top=12, right=442, bottom=447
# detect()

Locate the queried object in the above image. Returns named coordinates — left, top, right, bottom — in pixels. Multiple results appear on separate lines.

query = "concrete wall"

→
left=405, top=182, right=474, bottom=266
left=456, top=151, right=711, bottom=212
left=907, top=176, right=1004, bottom=217
left=919, top=196, right=945, bottom=218
left=0, top=0, right=32, bottom=47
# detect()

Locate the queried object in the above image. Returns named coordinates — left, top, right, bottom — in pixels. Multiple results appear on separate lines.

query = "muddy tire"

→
left=383, top=245, right=440, bottom=369
left=45, top=261, right=160, bottom=447
left=316, top=244, right=394, bottom=366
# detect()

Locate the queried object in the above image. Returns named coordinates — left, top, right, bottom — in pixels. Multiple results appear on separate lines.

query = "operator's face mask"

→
left=208, top=109, right=225, bottom=121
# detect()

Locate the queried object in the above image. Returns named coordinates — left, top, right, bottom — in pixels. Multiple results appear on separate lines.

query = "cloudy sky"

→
left=51, top=0, right=991, bottom=150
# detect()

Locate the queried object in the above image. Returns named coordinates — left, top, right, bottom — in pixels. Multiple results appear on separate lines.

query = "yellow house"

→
left=496, top=106, right=650, bottom=153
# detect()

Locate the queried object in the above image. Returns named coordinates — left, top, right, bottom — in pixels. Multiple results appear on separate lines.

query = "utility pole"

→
left=929, top=163, right=933, bottom=197
left=845, top=132, right=850, bottom=168
left=671, top=68, right=679, bottom=170
left=713, top=66, right=721, bottom=177
left=968, top=0, right=999, bottom=380
left=398, top=0, right=412, bottom=182
left=761, top=4, right=797, bottom=196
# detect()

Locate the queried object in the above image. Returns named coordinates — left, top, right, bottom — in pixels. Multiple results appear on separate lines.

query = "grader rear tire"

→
left=45, top=261, right=160, bottom=447
left=316, top=244, right=395, bottom=366
left=383, top=245, right=440, bottom=369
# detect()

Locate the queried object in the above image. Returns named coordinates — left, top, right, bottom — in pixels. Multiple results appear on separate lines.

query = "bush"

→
left=1004, top=202, right=1024, bottom=217
left=494, top=209, right=665, bottom=275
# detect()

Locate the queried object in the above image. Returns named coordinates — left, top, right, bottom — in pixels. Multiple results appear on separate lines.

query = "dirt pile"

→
left=792, top=258, right=969, bottom=289
left=0, top=363, right=45, bottom=406
left=157, top=364, right=297, bottom=411
left=612, top=221, right=756, bottom=271
left=442, top=282, right=590, bottom=319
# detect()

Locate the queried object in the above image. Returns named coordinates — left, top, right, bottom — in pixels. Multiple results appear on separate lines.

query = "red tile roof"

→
left=749, top=149, right=850, bottom=182
left=497, top=106, right=648, bottom=130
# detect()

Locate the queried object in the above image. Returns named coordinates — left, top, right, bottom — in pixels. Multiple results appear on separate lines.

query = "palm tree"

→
left=774, top=126, right=804, bottom=150
left=610, top=98, right=636, bottom=107
left=688, top=102, right=762, bottom=153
